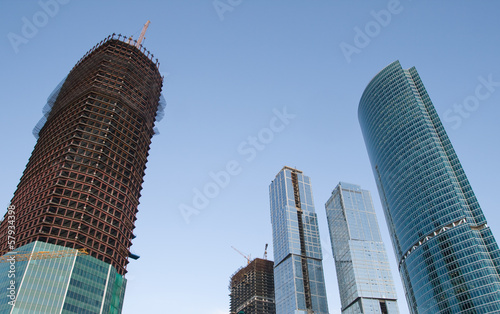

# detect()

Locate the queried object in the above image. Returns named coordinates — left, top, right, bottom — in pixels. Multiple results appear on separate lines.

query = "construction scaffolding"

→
left=0, top=34, right=164, bottom=276
left=229, top=258, right=276, bottom=314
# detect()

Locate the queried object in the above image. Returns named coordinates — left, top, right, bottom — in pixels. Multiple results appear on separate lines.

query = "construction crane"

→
left=126, top=21, right=150, bottom=47
left=0, top=248, right=88, bottom=263
left=231, top=246, right=251, bottom=265
left=263, top=243, right=268, bottom=260
left=135, top=20, right=150, bottom=48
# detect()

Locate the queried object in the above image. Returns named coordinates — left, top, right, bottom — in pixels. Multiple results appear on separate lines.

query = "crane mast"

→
left=136, top=20, right=150, bottom=48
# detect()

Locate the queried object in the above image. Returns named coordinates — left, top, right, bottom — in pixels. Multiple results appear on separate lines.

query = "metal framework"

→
left=229, top=258, right=276, bottom=314
left=291, top=171, right=313, bottom=310
left=0, top=34, right=163, bottom=275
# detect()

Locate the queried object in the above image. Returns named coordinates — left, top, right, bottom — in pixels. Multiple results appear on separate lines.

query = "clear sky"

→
left=1, top=1, right=499, bottom=313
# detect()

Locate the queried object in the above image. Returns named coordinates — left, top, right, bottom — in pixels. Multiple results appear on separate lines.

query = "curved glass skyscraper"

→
left=358, top=61, right=500, bottom=313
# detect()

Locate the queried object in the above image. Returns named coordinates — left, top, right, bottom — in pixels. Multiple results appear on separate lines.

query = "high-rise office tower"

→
left=229, top=258, right=276, bottom=314
left=325, top=182, right=398, bottom=313
left=358, top=60, right=500, bottom=313
left=269, top=166, right=329, bottom=314
left=0, top=31, right=163, bottom=313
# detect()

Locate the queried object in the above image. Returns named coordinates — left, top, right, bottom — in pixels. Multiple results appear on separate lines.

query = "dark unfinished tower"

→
left=229, top=258, right=276, bottom=314
left=0, top=32, right=163, bottom=313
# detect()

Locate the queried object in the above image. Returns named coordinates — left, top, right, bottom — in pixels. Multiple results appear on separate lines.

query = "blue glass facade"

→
left=325, top=182, right=399, bottom=314
left=269, top=166, right=329, bottom=314
left=0, top=241, right=126, bottom=313
left=358, top=61, right=500, bottom=313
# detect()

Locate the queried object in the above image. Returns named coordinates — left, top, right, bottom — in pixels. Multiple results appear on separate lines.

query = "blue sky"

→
left=1, top=1, right=499, bottom=313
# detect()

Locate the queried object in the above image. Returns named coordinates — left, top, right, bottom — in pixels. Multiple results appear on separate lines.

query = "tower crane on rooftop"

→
left=232, top=246, right=251, bottom=265
left=136, top=20, right=150, bottom=48
left=126, top=21, right=151, bottom=48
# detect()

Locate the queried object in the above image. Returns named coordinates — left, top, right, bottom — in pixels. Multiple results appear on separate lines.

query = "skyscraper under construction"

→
left=229, top=258, right=276, bottom=314
left=0, top=27, right=164, bottom=313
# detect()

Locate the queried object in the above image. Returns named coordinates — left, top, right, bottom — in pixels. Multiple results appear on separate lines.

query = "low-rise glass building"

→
left=0, top=241, right=125, bottom=313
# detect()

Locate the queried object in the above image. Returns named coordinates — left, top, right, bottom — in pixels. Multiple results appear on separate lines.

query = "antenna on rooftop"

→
left=136, top=20, right=151, bottom=48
